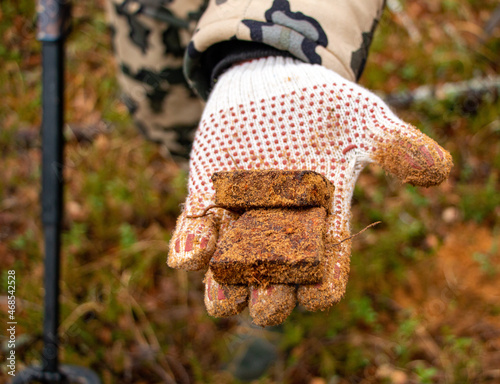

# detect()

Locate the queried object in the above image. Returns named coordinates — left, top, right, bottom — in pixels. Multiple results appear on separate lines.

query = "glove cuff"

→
left=206, top=56, right=344, bottom=112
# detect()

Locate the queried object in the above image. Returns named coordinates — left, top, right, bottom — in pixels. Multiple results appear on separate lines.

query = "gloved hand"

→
left=168, top=56, right=452, bottom=326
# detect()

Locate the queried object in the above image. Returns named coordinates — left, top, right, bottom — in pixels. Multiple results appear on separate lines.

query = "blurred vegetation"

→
left=1, top=1, right=500, bottom=383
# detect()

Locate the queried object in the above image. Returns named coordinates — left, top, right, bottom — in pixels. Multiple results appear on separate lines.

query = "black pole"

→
left=40, top=38, right=64, bottom=378
left=38, top=0, right=66, bottom=377
left=13, top=1, right=100, bottom=383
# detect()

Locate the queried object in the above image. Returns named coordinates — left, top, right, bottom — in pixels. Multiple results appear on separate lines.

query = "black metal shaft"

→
left=37, top=0, right=68, bottom=379
left=40, top=40, right=64, bottom=376
left=13, top=2, right=100, bottom=382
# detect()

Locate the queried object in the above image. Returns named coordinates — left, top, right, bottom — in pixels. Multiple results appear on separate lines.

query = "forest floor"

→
left=1, top=1, right=500, bottom=383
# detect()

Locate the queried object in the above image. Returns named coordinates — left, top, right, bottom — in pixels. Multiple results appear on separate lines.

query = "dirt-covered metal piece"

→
left=210, top=170, right=333, bottom=286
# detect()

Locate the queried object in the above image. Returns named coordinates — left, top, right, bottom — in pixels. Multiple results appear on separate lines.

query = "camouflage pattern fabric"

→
left=185, top=0, right=385, bottom=99
left=106, top=0, right=385, bottom=161
left=105, top=0, right=207, bottom=162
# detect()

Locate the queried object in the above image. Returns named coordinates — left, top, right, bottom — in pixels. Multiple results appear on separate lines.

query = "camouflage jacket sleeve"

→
left=106, top=0, right=207, bottom=162
left=185, top=0, right=386, bottom=100
left=107, top=0, right=384, bottom=161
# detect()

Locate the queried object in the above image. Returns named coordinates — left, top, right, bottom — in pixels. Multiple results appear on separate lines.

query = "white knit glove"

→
left=168, top=57, right=452, bottom=326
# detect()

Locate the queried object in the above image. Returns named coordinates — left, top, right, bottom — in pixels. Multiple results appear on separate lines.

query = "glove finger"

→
left=298, top=214, right=350, bottom=311
left=168, top=203, right=238, bottom=271
left=249, top=285, right=296, bottom=327
left=372, top=122, right=453, bottom=187
left=168, top=209, right=218, bottom=271
left=204, top=268, right=248, bottom=317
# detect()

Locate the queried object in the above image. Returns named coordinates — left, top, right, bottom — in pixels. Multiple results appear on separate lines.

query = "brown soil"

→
left=395, top=223, right=500, bottom=314
left=394, top=224, right=500, bottom=371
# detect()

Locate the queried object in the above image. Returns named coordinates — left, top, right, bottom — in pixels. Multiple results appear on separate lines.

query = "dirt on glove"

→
left=249, top=284, right=296, bottom=327
left=204, top=269, right=248, bottom=317
left=373, top=134, right=453, bottom=187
